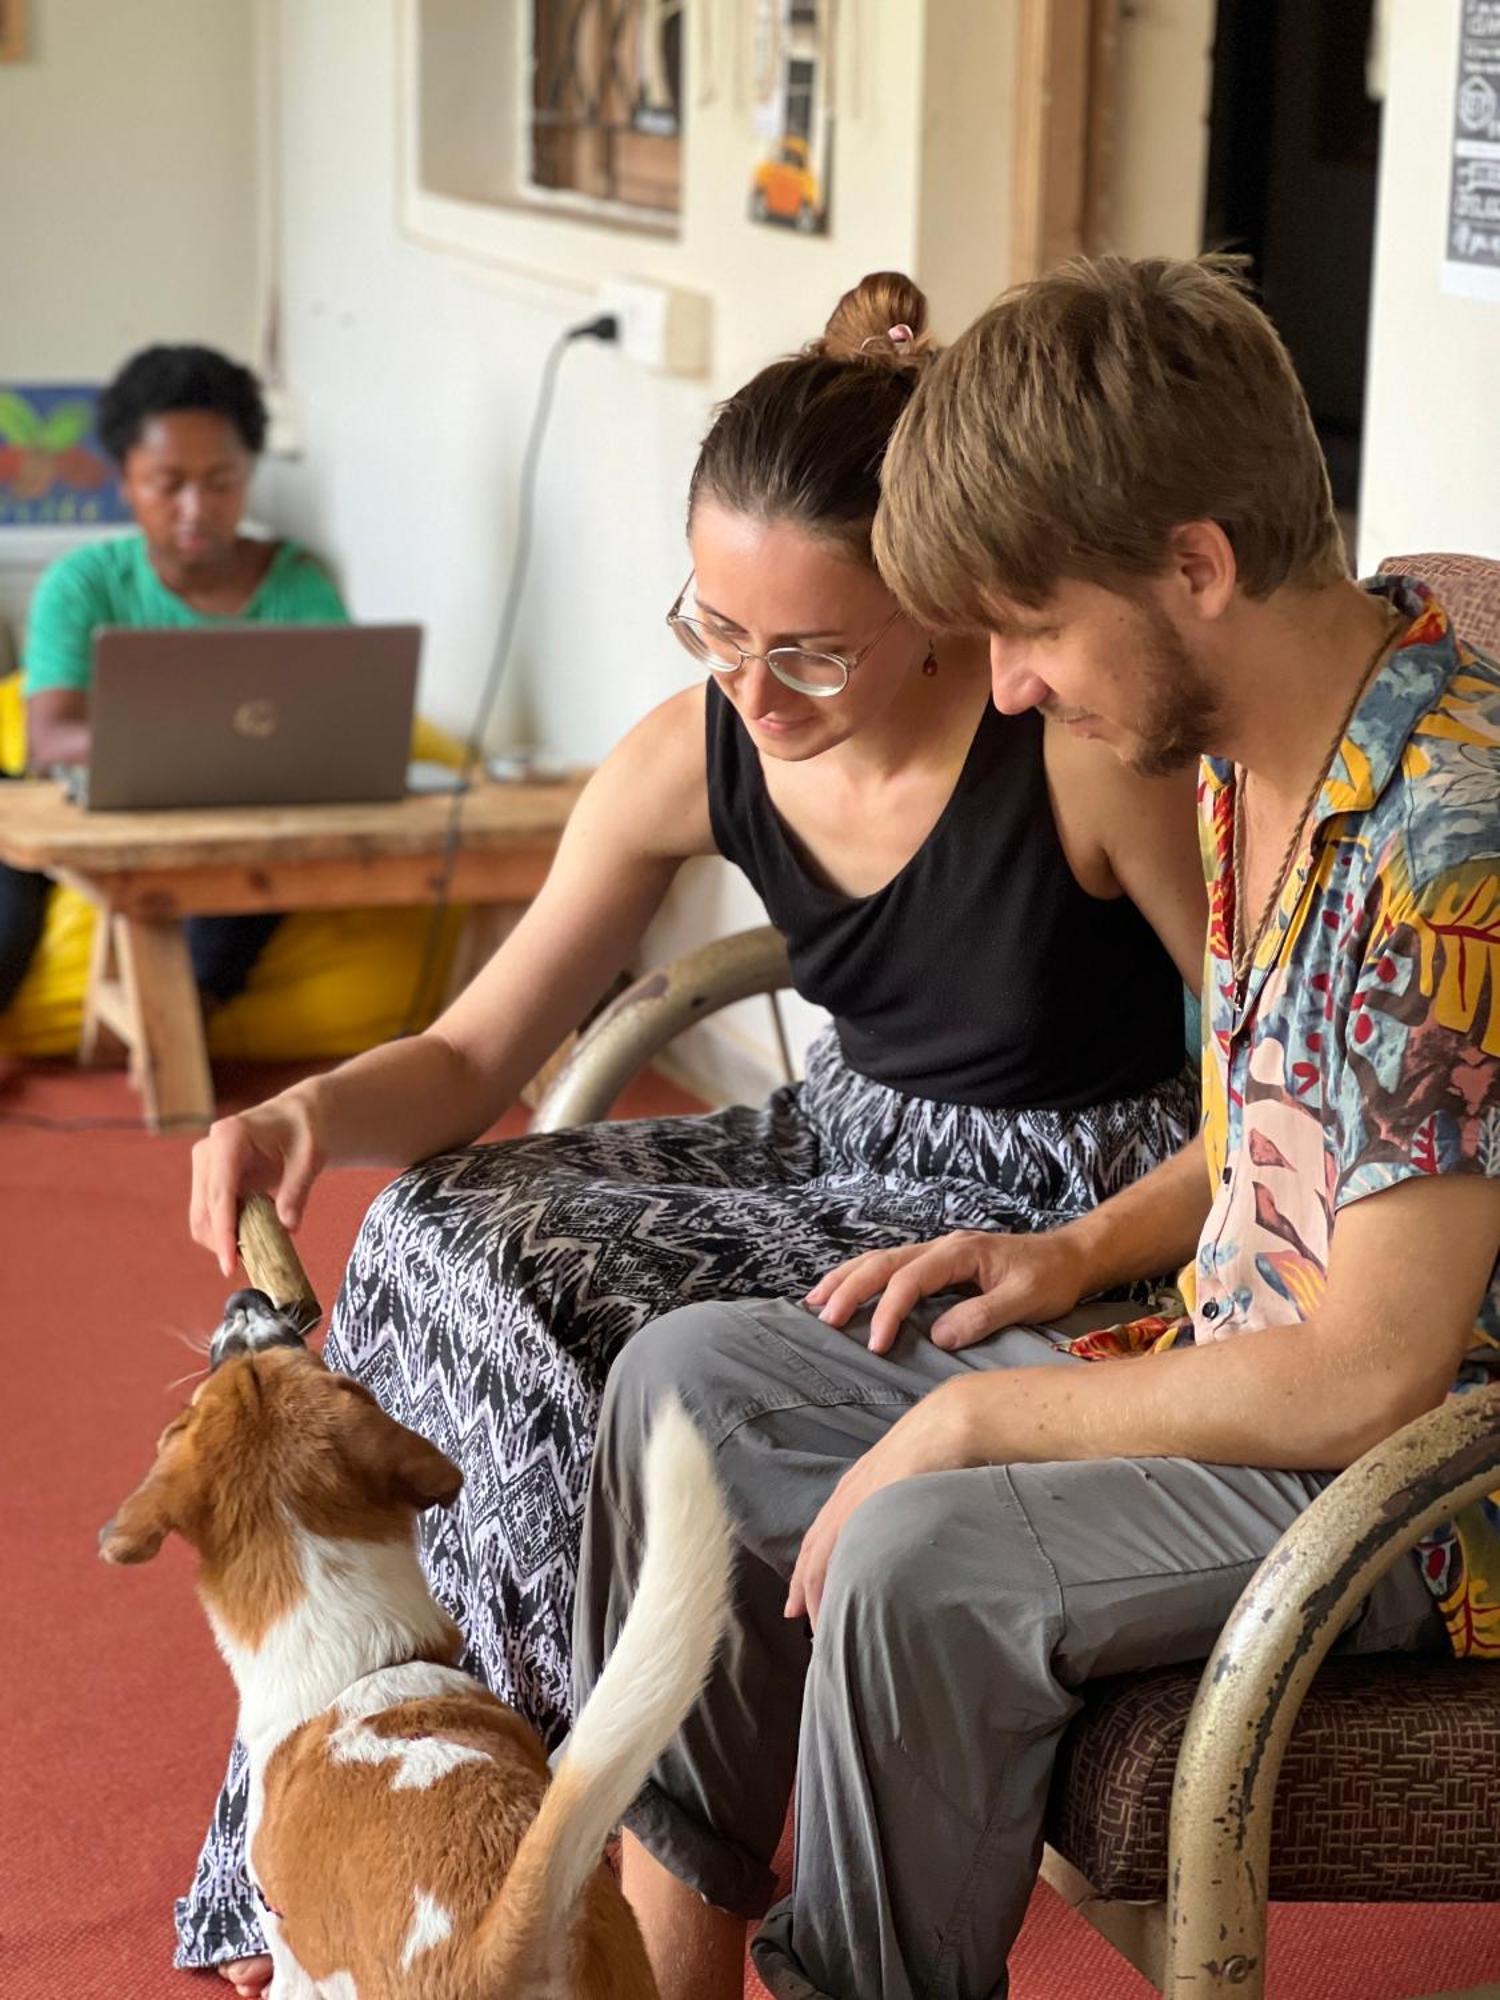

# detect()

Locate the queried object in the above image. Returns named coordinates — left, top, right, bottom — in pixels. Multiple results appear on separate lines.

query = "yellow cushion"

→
left=0, top=665, right=24, bottom=777
left=0, top=679, right=474, bottom=1060
left=0, top=890, right=467, bottom=1061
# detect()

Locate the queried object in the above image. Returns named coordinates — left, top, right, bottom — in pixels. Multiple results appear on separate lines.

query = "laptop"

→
left=72, top=624, right=421, bottom=811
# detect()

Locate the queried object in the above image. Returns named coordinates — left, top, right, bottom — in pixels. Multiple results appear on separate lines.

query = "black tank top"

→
left=706, top=683, right=1185, bottom=1111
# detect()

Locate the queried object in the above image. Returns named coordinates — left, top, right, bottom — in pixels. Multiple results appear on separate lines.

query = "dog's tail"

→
left=476, top=1396, right=730, bottom=1991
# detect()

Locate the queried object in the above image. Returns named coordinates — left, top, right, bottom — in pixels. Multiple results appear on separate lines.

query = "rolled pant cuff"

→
left=622, top=1780, right=778, bottom=1921
left=751, top=1903, right=834, bottom=2000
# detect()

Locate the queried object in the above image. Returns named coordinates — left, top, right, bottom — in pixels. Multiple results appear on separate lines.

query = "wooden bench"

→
left=0, top=774, right=586, bottom=1132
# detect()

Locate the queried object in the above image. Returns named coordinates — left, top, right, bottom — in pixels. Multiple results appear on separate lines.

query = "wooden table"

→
left=0, top=775, right=587, bottom=1131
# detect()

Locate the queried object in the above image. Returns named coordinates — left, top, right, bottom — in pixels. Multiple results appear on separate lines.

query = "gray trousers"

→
left=572, top=1299, right=1441, bottom=2000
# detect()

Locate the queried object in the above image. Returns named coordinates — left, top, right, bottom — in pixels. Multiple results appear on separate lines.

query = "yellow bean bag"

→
left=0, top=675, right=469, bottom=1060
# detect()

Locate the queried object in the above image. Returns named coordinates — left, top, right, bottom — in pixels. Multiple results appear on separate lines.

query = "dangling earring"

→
left=921, top=640, right=938, bottom=678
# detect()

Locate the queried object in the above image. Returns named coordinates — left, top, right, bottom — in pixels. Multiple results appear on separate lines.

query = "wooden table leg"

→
left=79, top=907, right=129, bottom=1068
left=112, top=916, right=215, bottom=1133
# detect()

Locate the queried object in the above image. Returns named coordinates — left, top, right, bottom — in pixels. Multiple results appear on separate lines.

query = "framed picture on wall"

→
left=0, top=387, right=130, bottom=528
left=0, top=0, right=27, bottom=64
left=748, top=0, right=836, bottom=235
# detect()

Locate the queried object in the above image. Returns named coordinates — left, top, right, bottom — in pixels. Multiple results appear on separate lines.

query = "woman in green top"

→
left=0, top=345, right=348, bottom=1012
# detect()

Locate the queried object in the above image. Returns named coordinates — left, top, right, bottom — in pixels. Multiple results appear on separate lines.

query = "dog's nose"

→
left=210, top=1288, right=309, bottom=1370
left=225, top=1288, right=274, bottom=1320
left=225, top=1287, right=275, bottom=1317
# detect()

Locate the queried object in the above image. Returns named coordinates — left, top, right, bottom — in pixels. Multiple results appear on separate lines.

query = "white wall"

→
left=914, top=3, right=1017, bottom=330
left=0, top=0, right=258, bottom=379
left=1106, top=0, right=1215, bottom=260
left=1359, top=0, right=1500, bottom=568
left=0, top=0, right=260, bottom=652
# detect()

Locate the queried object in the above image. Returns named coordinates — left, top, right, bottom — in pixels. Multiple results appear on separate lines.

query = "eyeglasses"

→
left=666, top=574, right=906, bottom=697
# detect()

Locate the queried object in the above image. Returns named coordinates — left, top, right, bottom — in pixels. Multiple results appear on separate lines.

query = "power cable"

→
left=397, top=310, right=619, bottom=1034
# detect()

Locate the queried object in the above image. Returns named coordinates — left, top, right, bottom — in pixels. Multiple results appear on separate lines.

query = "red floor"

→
left=2, top=1056, right=1495, bottom=1997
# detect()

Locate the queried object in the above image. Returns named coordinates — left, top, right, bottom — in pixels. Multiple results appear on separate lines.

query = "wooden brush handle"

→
left=237, top=1193, right=322, bottom=1328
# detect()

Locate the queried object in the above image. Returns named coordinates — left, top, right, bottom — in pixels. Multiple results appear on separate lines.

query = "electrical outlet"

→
left=262, top=385, right=303, bottom=459
left=598, top=279, right=711, bottom=377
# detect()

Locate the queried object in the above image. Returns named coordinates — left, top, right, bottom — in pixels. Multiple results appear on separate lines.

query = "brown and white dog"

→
left=101, top=1289, right=729, bottom=1998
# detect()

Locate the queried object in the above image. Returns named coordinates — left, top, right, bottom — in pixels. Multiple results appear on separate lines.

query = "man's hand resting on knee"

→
left=806, top=1230, right=1091, bottom=1353
left=785, top=1384, right=974, bottom=1625
left=806, top=1139, right=1212, bottom=1354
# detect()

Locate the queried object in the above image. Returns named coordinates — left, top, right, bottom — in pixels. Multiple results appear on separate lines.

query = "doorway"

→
left=1202, top=0, right=1384, bottom=522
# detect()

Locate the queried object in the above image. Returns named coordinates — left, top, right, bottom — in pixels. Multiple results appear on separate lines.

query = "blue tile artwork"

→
left=0, top=385, right=130, bottom=527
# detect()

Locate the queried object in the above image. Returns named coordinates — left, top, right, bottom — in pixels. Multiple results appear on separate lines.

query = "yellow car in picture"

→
left=751, top=136, right=822, bottom=232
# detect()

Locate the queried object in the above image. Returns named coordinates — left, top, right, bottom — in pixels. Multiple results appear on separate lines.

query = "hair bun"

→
left=816, top=271, right=934, bottom=372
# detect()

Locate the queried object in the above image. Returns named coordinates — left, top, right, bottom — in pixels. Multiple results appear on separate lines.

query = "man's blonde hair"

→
left=874, top=254, right=1347, bottom=625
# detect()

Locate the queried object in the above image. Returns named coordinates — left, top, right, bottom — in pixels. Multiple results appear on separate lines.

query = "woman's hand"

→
left=805, top=1228, right=1089, bottom=1355
left=786, top=1381, right=973, bottom=1627
left=189, top=1091, right=327, bottom=1278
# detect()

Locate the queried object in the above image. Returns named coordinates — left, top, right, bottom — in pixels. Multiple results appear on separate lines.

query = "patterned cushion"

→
left=1047, top=1658, right=1500, bottom=1902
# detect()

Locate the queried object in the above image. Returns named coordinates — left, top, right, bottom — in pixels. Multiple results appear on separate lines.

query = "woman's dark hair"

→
left=687, top=272, right=937, bottom=563
left=97, top=344, right=268, bottom=463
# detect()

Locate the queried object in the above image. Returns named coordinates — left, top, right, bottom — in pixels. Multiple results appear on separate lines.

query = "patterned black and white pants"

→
left=173, top=1030, right=1196, bottom=1967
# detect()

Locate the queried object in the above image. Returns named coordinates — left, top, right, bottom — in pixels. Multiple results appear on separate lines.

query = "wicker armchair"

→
left=530, top=554, right=1500, bottom=1997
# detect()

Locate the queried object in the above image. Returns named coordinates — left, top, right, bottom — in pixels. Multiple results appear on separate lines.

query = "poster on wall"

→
left=1443, top=0, right=1500, bottom=301
left=0, top=0, right=26, bottom=63
left=748, top=0, right=836, bottom=235
left=0, top=387, right=130, bottom=529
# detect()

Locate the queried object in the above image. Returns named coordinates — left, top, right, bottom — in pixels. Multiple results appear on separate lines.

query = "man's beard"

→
left=1123, top=600, right=1221, bottom=776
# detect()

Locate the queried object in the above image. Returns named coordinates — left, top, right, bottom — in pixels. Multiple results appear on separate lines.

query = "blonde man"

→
left=572, top=257, right=1500, bottom=2000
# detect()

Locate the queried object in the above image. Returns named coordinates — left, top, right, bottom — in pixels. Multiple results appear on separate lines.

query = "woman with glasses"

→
left=183, top=273, right=1206, bottom=1995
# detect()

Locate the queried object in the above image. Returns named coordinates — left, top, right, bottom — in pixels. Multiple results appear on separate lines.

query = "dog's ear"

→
left=340, top=1400, right=463, bottom=1513
left=99, top=1466, right=181, bottom=1564
left=384, top=1421, right=463, bottom=1512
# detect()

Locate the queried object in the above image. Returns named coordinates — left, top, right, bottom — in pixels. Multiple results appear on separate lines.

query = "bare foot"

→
left=218, top=1957, right=272, bottom=1997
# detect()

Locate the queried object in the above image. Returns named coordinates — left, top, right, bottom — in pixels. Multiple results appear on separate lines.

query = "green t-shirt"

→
left=22, top=533, right=349, bottom=695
